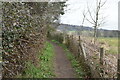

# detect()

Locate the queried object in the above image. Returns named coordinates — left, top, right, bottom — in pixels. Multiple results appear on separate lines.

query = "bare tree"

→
left=85, top=0, right=107, bottom=44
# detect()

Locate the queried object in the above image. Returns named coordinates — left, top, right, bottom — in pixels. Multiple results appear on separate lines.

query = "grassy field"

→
left=98, top=37, right=118, bottom=54
left=18, top=41, right=55, bottom=78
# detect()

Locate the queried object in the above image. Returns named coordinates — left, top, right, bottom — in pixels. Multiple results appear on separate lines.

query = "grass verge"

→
left=65, top=49, right=86, bottom=78
left=18, top=41, right=55, bottom=78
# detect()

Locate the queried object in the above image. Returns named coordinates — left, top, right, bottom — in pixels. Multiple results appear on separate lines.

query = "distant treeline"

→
left=97, top=29, right=118, bottom=37
left=57, top=24, right=119, bottom=37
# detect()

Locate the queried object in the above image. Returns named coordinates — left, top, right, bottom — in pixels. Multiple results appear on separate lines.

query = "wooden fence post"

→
left=78, top=36, right=81, bottom=44
left=78, top=36, right=81, bottom=58
left=67, top=35, right=70, bottom=48
left=71, top=35, right=73, bottom=41
left=72, top=35, right=74, bottom=38
left=70, top=35, right=73, bottom=51
left=78, top=35, right=86, bottom=60
left=63, top=34, right=66, bottom=44
left=100, top=47, right=104, bottom=65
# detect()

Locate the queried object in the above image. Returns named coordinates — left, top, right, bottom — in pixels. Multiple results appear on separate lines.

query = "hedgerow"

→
left=2, top=2, right=65, bottom=78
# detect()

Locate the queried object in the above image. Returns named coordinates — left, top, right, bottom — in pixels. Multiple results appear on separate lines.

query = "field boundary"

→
left=49, top=31, right=117, bottom=78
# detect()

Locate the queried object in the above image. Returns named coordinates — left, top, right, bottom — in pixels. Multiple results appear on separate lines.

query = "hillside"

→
left=57, top=24, right=118, bottom=37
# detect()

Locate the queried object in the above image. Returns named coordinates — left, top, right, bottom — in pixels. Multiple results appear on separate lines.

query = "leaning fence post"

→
left=78, top=35, right=86, bottom=60
left=78, top=36, right=81, bottom=57
left=100, top=47, right=104, bottom=65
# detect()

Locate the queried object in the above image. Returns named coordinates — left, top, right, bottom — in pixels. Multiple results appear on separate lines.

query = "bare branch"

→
left=98, top=21, right=106, bottom=27
left=86, top=17, right=95, bottom=25
left=98, top=16, right=106, bottom=27
left=100, top=0, right=107, bottom=7
left=87, top=3, right=96, bottom=23
left=82, top=9, right=88, bottom=25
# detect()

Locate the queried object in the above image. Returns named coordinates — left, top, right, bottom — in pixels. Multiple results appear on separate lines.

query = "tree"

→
left=85, top=0, right=106, bottom=44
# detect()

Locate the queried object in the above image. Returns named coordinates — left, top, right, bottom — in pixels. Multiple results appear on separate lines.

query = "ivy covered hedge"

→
left=2, top=2, right=65, bottom=78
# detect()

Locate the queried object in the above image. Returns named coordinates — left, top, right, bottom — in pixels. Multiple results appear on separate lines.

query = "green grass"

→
left=98, top=37, right=118, bottom=47
left=19, top=41, right=55, bottom=78
left=98, top=37, right=118, bottom=54
left=51, top=40, right=86, bottom=78
left=65, top=49, right=86, bottom=78
left=51, top=40, right=59, bottom=44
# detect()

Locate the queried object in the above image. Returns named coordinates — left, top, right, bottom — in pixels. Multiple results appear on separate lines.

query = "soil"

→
left=51, top=42, right=77, bottom=78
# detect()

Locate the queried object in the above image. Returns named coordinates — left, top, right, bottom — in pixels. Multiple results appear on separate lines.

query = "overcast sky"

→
left=60, top=0, right=119, bottom=30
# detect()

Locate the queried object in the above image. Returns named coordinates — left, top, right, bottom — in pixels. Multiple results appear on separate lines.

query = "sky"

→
left=60, top=0, right=119, bottom=30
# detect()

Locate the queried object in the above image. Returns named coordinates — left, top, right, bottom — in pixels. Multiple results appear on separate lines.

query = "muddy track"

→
left=51, top=42, right=77, bottom=78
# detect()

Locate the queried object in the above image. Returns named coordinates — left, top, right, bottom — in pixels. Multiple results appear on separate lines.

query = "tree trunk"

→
left=93, top=26, right=97, bottom=44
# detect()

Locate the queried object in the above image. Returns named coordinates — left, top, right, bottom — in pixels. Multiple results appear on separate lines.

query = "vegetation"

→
left=1, top=1, right=118, bottom=78
left=98, top=37, right=118, bottom=54
left=65, top=49, right=86, bottom=78
left=83, top=0, right=106, bottom=44
left=51, top=40, right=86, bottom=78
left=2, top=2, right=66, bottom=78
left=50, top=31, right=118, bottom=78
left=18, top=42, right=55, bottom=78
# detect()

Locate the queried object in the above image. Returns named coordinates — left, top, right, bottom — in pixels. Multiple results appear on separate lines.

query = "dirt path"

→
left=51, top=42, right=77, bottom=78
